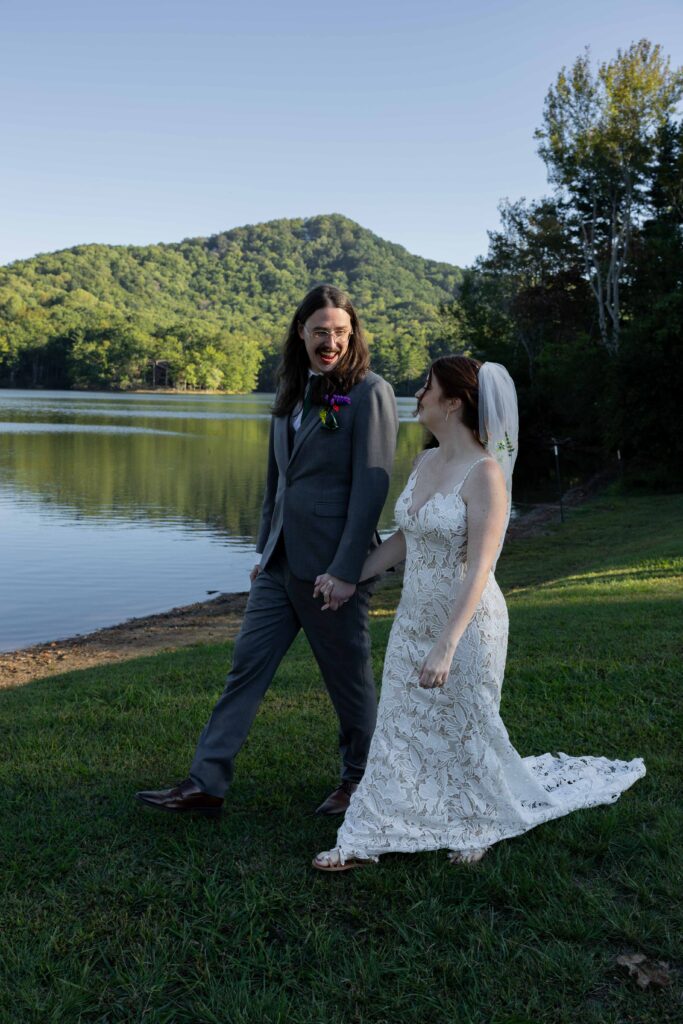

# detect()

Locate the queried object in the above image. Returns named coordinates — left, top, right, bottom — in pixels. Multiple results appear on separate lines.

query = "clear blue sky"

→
left=2, top=0, right=681, bottom=268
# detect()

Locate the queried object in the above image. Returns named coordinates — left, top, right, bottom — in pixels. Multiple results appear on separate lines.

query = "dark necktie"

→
left=301, top=379, right=314, bottom=423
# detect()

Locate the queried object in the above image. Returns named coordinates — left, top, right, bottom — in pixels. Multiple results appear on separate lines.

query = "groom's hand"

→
left=313, top=574, right=356, bottom=611
left=249, top=563, right=262, bottom=584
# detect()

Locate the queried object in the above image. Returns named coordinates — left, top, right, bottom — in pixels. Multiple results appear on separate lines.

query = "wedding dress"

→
left=333, top=455, right=646, bottom=863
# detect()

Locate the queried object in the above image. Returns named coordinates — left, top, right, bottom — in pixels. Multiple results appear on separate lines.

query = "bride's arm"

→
left=357, top=447, right=434, bottom=581
left=419, top=459, right=508, bottom=688
left=354, top=447, right=430, bottom=582
left=359, top=529, right=406, bottom=582
left=315, top=449, right=424, bottom=601
left=314, top=529, right=406, bottom=603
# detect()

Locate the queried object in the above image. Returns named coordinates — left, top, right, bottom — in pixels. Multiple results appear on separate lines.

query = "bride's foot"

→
left=448, top=847, right=489, bottom=865
left=312, top=848, right=377, bottom=872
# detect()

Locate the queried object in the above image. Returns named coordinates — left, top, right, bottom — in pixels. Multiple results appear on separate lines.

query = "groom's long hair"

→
left=272, top=285, right=370, bottom=416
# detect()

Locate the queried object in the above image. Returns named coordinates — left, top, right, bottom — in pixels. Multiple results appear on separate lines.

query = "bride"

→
left=312, top=355, right=645, bottom=871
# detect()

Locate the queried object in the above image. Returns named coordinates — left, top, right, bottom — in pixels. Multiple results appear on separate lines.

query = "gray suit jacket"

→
left=256, top=371, right=398, bottom=583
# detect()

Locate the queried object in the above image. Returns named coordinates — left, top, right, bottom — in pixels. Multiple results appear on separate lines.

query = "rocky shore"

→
left=0, top=592, right=249, bottom=690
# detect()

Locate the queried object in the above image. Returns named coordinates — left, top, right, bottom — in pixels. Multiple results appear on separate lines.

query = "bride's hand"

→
left=313, top=573, right=356, bottom=611
left=419, top=640, right=456, bottom=689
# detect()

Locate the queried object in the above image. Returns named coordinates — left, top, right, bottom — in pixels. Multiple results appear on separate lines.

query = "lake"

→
left=1, top=390, right=431, bottom=651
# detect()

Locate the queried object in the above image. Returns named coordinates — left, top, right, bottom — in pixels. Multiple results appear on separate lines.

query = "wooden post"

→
left=552, top=438, right=565, bottom=524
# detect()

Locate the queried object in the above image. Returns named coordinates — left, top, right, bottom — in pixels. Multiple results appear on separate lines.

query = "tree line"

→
left=445, top=40, right=683, bottom=486
left=1, top=40, right=681, bottom=483
left=0, top=215, right=460, bottom=393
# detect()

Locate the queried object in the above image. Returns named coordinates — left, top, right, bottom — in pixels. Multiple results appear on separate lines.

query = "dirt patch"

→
left=505, top=470, right=616, bottom=539
left=0, top=593, right=249, bottom=690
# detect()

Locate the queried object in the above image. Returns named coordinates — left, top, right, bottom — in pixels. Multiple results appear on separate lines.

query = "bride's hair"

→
left=430, top=355, right=482, bottom=436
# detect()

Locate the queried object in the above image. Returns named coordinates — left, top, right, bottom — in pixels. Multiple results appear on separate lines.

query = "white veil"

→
left=478, top=362, right=518, bottom=560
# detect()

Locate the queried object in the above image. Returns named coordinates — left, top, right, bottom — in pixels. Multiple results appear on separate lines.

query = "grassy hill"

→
left=0, top=214, right=462, bottom=391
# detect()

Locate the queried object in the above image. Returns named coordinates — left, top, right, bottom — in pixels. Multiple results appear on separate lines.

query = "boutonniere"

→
left=319, top=393, right=351, bottom=430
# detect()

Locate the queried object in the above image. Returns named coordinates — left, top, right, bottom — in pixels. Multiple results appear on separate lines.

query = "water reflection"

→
left=0, top=390, right=424, bottom=650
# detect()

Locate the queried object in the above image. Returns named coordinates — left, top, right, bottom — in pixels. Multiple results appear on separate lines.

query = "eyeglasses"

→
left=306, top=328, right=352, bottom=343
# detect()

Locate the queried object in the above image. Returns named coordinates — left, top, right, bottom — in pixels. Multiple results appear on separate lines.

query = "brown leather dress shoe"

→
left=135, top=778, right=223, bottom=819
left=315, top=780, right=358, bottom=816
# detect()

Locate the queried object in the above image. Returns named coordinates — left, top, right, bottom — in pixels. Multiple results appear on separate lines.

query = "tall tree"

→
left=454, top=197, right=590, bottom=381
left=479, top=197, right=589, bottom=379
left=535, top=40, right=683, bottom=353
left=612, top=117, right=683, bottom=483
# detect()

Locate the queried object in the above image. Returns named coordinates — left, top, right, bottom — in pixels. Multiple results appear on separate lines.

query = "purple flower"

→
left=319, top=392, right=350, bottom=429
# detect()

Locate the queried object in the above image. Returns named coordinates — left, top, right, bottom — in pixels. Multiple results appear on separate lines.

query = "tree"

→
left=455, top=198, right=591, bottom=384
left=536, top=40, right=683, bottom=353
left=611, top=117, right=683, bottom=484
left=0, top=215, right=461, bottom=392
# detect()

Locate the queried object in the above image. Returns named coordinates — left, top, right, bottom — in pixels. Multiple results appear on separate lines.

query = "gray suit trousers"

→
left=189, top=545, right=377, bottom=797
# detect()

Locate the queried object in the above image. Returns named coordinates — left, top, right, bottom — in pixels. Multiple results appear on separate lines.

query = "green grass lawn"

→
left=1, top=494, right=681, bottom=1024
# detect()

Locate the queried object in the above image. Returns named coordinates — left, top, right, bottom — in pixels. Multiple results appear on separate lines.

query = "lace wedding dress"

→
left=333, top=456, right=646, bottom=863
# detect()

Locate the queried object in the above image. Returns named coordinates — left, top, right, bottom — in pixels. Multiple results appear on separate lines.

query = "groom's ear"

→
left=297, top=321, right=305, bottom=340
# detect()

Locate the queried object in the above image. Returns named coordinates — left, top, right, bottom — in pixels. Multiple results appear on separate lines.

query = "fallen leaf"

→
left=617, top=952, right=673, bottom=989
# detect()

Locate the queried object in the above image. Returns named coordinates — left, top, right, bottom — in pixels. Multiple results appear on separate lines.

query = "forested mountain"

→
left=3, top=41, right=679, bottom=488
left=0, top=214, right=462, bottom=392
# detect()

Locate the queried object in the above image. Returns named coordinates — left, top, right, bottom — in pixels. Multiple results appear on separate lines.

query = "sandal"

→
left=312, top=848, right=377, bottom=872
left=447, top=847, right=489, bottom=865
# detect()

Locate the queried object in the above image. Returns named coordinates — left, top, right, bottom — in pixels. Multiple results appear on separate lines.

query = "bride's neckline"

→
left=406, top=451, right=491, bottom=518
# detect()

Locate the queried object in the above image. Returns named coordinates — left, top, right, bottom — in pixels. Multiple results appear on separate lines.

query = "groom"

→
left=136, top=285, right=398, bottom=818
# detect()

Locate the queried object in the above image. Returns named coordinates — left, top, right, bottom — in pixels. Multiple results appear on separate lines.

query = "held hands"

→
left=418, top=637, right=458, bottom=689
left=313, top=573, right=357, bottom=611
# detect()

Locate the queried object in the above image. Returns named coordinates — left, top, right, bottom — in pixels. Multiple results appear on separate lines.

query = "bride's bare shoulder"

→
left=464, top=457, right=506, bottom=499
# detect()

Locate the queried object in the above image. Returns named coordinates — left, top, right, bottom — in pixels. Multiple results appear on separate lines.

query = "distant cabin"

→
left=148, top=360, right=172, bottom=388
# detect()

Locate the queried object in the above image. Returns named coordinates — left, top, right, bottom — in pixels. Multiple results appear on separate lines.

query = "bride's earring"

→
left=444, top=409, right=450, bottom=423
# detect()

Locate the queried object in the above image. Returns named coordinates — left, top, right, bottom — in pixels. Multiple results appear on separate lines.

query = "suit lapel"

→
left=274, top=415, right=291, bottom=470
left=289, top=405, right=320, bottom=465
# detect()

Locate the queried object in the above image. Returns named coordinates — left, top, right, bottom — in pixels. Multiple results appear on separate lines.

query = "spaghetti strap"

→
left=409, top=447, right=437, bottom=483
left=408, top=452, right=493, bottom=518
left=454, top=456, right=491, bottom=492
left=414, top=448, right=436, bottom=469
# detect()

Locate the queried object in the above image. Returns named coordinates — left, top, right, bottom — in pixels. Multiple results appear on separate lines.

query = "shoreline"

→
left=0, top=474, right=612, bottom=690
left=0, top=592, right=250, bottom=690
